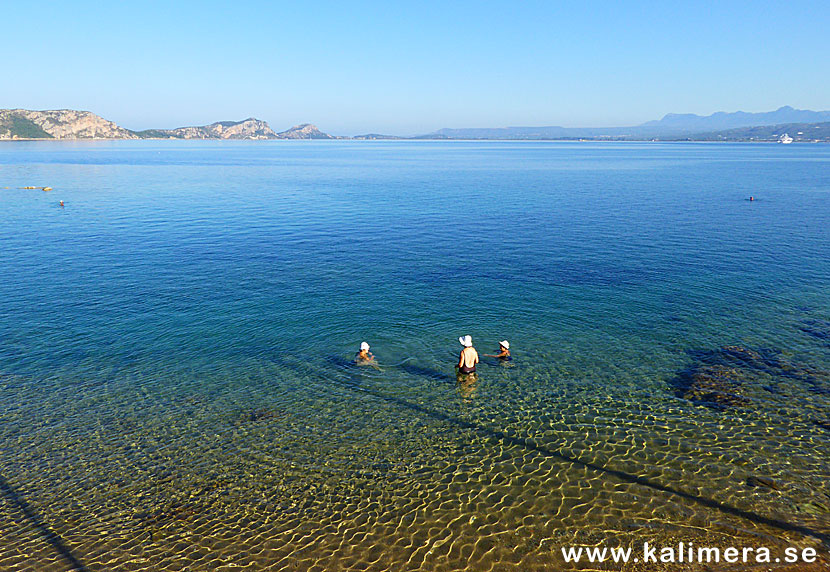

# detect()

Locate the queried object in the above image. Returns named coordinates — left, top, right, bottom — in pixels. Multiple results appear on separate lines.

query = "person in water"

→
left=457, top=335, right=479, bottom=374
left=484, top=340, right=511, bottom=360
left=355, top=342, right=375, bottom=364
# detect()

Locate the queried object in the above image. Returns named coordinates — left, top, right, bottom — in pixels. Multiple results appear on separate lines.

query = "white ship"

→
left=779, top=133, right=793, bottom=144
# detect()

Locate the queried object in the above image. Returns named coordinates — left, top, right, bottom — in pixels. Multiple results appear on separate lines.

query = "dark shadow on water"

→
left=480, top=357, right=515, bottom=369
left=322, top=355, right=387, bottom=379
left=398, top=362, right=449, bottom=381
left=280, top=357, right=829, bottom=546
left=321, top=355, right=450, bottom=382
left=0, top=474, right=91, bottom=571
left=799, top=318, right=830, bottom=346
left=324, top=355, right=359, bottom=370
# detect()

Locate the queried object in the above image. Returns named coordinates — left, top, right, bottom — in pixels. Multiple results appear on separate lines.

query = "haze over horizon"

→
left=2, top=1, right=828, bottom=136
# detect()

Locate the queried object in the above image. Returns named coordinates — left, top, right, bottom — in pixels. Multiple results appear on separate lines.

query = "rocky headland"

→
left=134, top=118, right=278, bottom=140
left=0, top=109, right=336, bottom=140
left=0, top=109, right=138, bottom=140
left=275, top=123, right=337, bottom=139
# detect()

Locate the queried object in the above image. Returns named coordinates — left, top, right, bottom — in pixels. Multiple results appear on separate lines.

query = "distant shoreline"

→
left=4, top=107, right=830, bottom=142
left=1, top=138, right=825, bottom=143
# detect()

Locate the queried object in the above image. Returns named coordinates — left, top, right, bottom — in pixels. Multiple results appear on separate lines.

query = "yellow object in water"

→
left=42, top=187, right=53, bottom=191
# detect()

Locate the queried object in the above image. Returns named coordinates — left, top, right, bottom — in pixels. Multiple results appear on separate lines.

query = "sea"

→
left=1, top=140, right=828, bottom=571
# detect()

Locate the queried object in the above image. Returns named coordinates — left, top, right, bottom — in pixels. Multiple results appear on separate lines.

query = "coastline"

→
left=1, top=137, right=825, bottom=143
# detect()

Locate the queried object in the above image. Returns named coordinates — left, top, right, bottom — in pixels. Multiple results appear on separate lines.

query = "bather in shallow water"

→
left=484, top=340, right=511, bottom=361
left=355, top=341, right=375, bottom=364
left=456, top=335, right=478, bottom=374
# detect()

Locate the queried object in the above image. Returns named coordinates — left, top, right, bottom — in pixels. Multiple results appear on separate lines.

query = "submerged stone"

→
left=681, top=365, right=751, bottom=408
left=234, top=407, right=280, bottom=424
left=671, top=345, right=830, bottom=409
left=746, top=476, right=783, bottom=491
left=671, top=348, right=754, bottom=409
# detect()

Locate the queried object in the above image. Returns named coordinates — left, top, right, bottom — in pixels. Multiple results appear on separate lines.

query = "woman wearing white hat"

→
left=456, top=335, right=479, bottom=374
left=484, top=340, right=511, bottom=361
left=355, top=341, right=375, bottom=365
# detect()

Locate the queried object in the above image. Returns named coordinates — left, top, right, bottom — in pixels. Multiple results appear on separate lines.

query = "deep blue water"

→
left=1, top=140, right=828, bottom=570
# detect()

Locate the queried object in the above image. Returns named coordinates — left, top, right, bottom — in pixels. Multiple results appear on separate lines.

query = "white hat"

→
left=499, top=340, right=510, bottom=349
left=459, top=335, right=472, bottom=347
left=360, top=342, right=370, bottom=351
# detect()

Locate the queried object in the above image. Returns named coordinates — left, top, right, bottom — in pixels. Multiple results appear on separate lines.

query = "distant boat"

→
left=779, top=133, right=793, bottom=144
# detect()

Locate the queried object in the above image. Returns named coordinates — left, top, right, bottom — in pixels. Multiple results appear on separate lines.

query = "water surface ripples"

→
left=1, top=141, right=829, bottom=570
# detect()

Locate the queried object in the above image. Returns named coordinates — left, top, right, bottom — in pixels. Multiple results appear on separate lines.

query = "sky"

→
left=2, top=0, right=828, bottom=135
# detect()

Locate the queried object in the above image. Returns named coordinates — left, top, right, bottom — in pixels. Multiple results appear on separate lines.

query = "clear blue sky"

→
left=2, top=0, right=828, bottom=135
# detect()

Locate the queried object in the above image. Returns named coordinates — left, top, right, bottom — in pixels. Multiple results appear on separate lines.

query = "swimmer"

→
left=59, top=200, right=64, bottom=207
left=457, top=335, right=479, bottom=374
left=749, top=196, right=754, bottom=201
left=355, top=342, right=375, bottom=364
left=484, top=340, right=511, bottom=360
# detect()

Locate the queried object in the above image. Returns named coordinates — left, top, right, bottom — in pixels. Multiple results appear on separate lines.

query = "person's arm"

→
left=458, top=350, right=465, bottom=368
left=474, top=351, right=479, bottom=365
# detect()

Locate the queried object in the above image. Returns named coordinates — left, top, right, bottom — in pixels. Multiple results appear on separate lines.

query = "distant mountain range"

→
left=0, top=109, right=337, bottom=140
left=418, top=106, right=830, bottom=140
left=2, top=106, right=829, bottom=142
left=642, top=106, right=830, bottom=131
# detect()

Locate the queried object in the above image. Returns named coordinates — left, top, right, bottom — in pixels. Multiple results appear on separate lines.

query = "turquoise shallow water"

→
left=0, top=140, right=829, bottom=570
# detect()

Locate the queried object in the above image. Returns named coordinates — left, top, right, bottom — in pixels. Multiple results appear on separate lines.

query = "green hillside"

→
left=132, top=129, right=175, bottom=139
left=0, top=114, right=53, bottom=138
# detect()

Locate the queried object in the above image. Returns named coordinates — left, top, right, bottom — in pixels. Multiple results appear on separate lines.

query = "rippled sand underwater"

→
left=2, top=333, right=829, bottom=571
